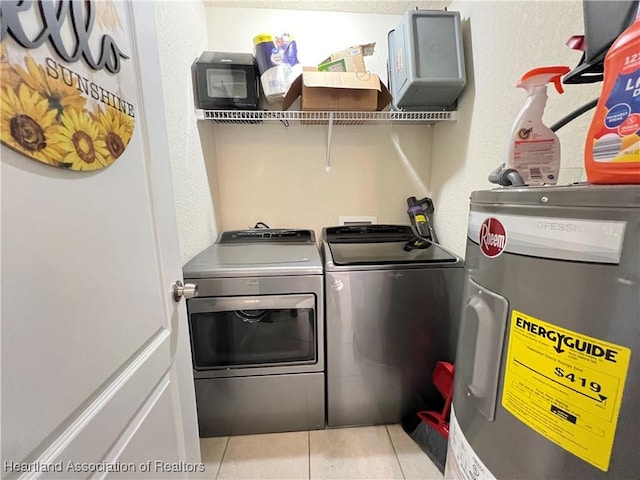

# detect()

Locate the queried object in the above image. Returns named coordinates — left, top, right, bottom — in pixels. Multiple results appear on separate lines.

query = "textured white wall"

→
left=203, top=6, right=435, bottom=235
left=205, top=123, right=432, bottom=235
left=430, top=1, right=601, bottom=256
left=154, top=1, right=218, bottom=264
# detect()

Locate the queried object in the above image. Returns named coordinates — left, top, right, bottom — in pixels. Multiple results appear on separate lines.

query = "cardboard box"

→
left=282, top=69, right=392, bottom=112
left=318, top=43, right=375, bottom=73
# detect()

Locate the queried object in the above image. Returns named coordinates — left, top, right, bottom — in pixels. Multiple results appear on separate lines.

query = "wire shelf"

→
left=195, top=109, right=457, bottom=125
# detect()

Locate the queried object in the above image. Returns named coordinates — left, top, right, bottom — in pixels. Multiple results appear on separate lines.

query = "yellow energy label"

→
left=501, top=310, right=631, bottom=472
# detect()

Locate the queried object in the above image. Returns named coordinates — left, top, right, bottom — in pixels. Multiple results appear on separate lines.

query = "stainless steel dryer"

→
left=322, top=225, right=464, bottom=429
left=183, top=229, right=325, bottom=437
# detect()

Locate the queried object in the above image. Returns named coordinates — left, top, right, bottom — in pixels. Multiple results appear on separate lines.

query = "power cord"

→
left=549, top=98, right=598, bottom=132
left=408, top=224, right=463, bottom=261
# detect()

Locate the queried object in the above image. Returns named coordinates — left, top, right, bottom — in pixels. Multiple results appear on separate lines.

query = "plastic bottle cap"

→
left=517, top=66, right=571, bottom=94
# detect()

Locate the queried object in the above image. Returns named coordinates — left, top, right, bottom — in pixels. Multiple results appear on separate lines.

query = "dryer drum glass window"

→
left=188, top=294, right=317, bottom=370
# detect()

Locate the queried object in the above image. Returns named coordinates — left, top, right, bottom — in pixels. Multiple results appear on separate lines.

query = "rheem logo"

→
left=480, top=218, right=507, bottom=257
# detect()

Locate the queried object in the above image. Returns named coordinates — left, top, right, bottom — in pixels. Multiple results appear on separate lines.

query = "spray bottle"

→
left=505, top=66, right=570, bottom=185
left=584, top=14, right=640, bottom=184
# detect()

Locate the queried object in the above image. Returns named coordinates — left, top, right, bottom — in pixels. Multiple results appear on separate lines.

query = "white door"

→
left=1, top=2, right=201, bottom=479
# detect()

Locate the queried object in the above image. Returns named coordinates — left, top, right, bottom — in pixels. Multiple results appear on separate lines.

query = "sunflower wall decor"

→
left=0, top=0, right=136, bottom=171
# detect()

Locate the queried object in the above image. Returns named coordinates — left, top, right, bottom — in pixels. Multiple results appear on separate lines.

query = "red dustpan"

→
left=410, top=361, right=455, bottom=473
left=417, top=361, right=455, bottom=438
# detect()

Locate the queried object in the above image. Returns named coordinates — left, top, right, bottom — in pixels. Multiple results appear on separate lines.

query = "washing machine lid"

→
left=324, top=225, right=459, bottom=266
left=183, top=229, right=323, bottom=278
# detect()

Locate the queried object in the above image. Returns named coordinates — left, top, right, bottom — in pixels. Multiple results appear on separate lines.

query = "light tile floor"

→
left=199, top=425, right=443, bottom=480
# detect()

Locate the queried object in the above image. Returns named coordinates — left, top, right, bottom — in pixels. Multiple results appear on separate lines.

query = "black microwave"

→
left=192, top=51, right=260, bottom=110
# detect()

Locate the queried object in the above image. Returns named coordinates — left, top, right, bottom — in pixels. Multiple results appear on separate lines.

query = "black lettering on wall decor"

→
left=0, top=0, right=129, bottom=74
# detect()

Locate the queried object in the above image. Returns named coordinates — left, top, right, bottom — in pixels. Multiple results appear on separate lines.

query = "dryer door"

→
left=188, top=294, right=318, bottom=373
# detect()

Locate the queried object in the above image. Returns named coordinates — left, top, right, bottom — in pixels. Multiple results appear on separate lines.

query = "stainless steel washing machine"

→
left=322, top=225, right=464, bottom=429
left=183, top=229, right=325, bottom=437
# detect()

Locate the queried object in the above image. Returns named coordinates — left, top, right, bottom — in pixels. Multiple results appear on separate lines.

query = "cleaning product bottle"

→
left=505, top=66, right=570, bottom=186
left=584, top=15, right=640, bottom=184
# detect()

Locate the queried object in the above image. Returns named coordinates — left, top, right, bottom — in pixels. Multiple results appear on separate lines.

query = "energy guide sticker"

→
left=501, top=310, right=631, bottom=471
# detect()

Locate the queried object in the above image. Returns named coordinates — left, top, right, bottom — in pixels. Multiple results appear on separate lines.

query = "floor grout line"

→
left=213, top=437, right=230, bottom=480
left=207, top=427, right=425, bottom=480
left=386, top=425, right=408, bottom=480
left=308, top=430, right=311, bottom=480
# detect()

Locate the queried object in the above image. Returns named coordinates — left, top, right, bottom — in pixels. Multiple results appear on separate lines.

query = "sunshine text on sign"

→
left=45, top=57, right=134, bottom=117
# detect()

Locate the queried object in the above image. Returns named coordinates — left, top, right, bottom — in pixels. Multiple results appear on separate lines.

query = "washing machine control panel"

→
left=218, top=229, right=315, bottom=244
